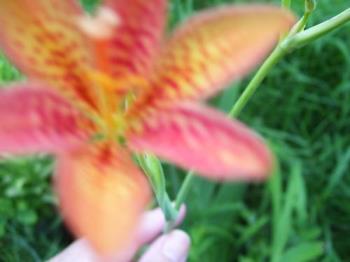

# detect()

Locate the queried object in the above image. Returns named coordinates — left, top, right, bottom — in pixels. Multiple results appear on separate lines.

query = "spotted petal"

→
left=0, top=0, right=98, bottom=111
left=103, top=0, right=167, bottom=77
left=0, top=84, right=92, bottom=154
left=127, top=103, right=273, bottom=181
left=130, top=5, right=295, bottom=111
left=55, top=143, right=150, bottom=255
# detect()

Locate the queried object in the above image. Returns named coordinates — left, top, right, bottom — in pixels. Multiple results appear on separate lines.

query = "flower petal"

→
left=55, top=143, right=150, bottom=256
left=130, top=5, right=295, bottom=110
left=103, top=0, right=167, bottom=77
left=127, top=103, right=273, bottom=181
left=0, top=84, right=92, bottom=154
left=0, top=0, right=98, bottom=111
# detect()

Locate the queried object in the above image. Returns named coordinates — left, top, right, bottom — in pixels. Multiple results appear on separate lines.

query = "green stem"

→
left=287, top=8, right=350, bottom=48
left=174, top=171, right=195, bottom=210
left=137, top=154, right=178, bottom=222
left=289, top=13, right=310, bottom=35
left=229, top=7, right=350, bottom=117
left=162, top=171, right=195, bottom=232
left=162, top=193, right=178, bottom=222
left=229, top=45, right=287, bottom=118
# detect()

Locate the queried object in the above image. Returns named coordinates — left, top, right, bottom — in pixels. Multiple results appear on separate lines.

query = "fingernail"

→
left=162, top=230, right=190, bottom=262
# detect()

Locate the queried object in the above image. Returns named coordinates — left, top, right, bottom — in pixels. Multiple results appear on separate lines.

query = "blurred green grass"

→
left=0, top=0, right=349, bottom=261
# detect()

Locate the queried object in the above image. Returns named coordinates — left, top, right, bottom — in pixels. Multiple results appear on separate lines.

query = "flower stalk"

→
left=168, top=4, right=350, bottom=228
left=231, top=6, right=350, bottom=117
left=287, top=7, right=350, bottom=48
left=137, top=154, right=178, bottom=222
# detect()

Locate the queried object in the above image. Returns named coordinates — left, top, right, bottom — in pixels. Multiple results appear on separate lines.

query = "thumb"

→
left=139, top=230, right=190, bottom=262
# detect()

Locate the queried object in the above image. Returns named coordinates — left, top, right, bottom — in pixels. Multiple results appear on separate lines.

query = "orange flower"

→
left=0, top=0, right=295, bottom=256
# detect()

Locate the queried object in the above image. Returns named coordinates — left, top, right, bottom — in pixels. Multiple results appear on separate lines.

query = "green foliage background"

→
left=0, top=0, right=349, bottom=261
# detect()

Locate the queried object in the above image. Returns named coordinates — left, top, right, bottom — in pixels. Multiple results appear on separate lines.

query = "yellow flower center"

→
left=76, top=7, right=149, bottom=141
left=86, top=71, right=148, bottom=141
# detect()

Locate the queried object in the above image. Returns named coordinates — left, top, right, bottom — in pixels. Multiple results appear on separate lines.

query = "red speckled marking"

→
left=104, top=0, right=167, bottom=77
left=128, top=6, right=295, bottom=115
left=0, top=0, right=98, bottom=112
left=0, top=85, right=93, bottom=154
left=127, top=103, right=273, bottom=181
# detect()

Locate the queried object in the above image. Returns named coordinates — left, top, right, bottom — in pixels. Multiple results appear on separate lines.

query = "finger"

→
left=139, top=230, right=191, bottom=262
left=136, top=205, right=186, bottom=245
left=48, top=206, right=187, bottom=262
left=111, top=205, right=186, bottom=261
left=48, top=239, right=98, bottom=262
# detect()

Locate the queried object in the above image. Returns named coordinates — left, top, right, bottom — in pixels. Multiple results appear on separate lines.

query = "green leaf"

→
left=17, top=210, right=38, bottom=225
left=282, top=242, right=324, bottom=262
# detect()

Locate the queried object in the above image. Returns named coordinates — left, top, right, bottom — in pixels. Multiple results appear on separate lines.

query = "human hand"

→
left=49, top=206, right=190, bottom=262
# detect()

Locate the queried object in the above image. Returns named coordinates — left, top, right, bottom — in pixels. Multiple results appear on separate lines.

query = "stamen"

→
left=85, top=70, right=148, bottom=139
left=76, top=7, right=120, bottom=39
